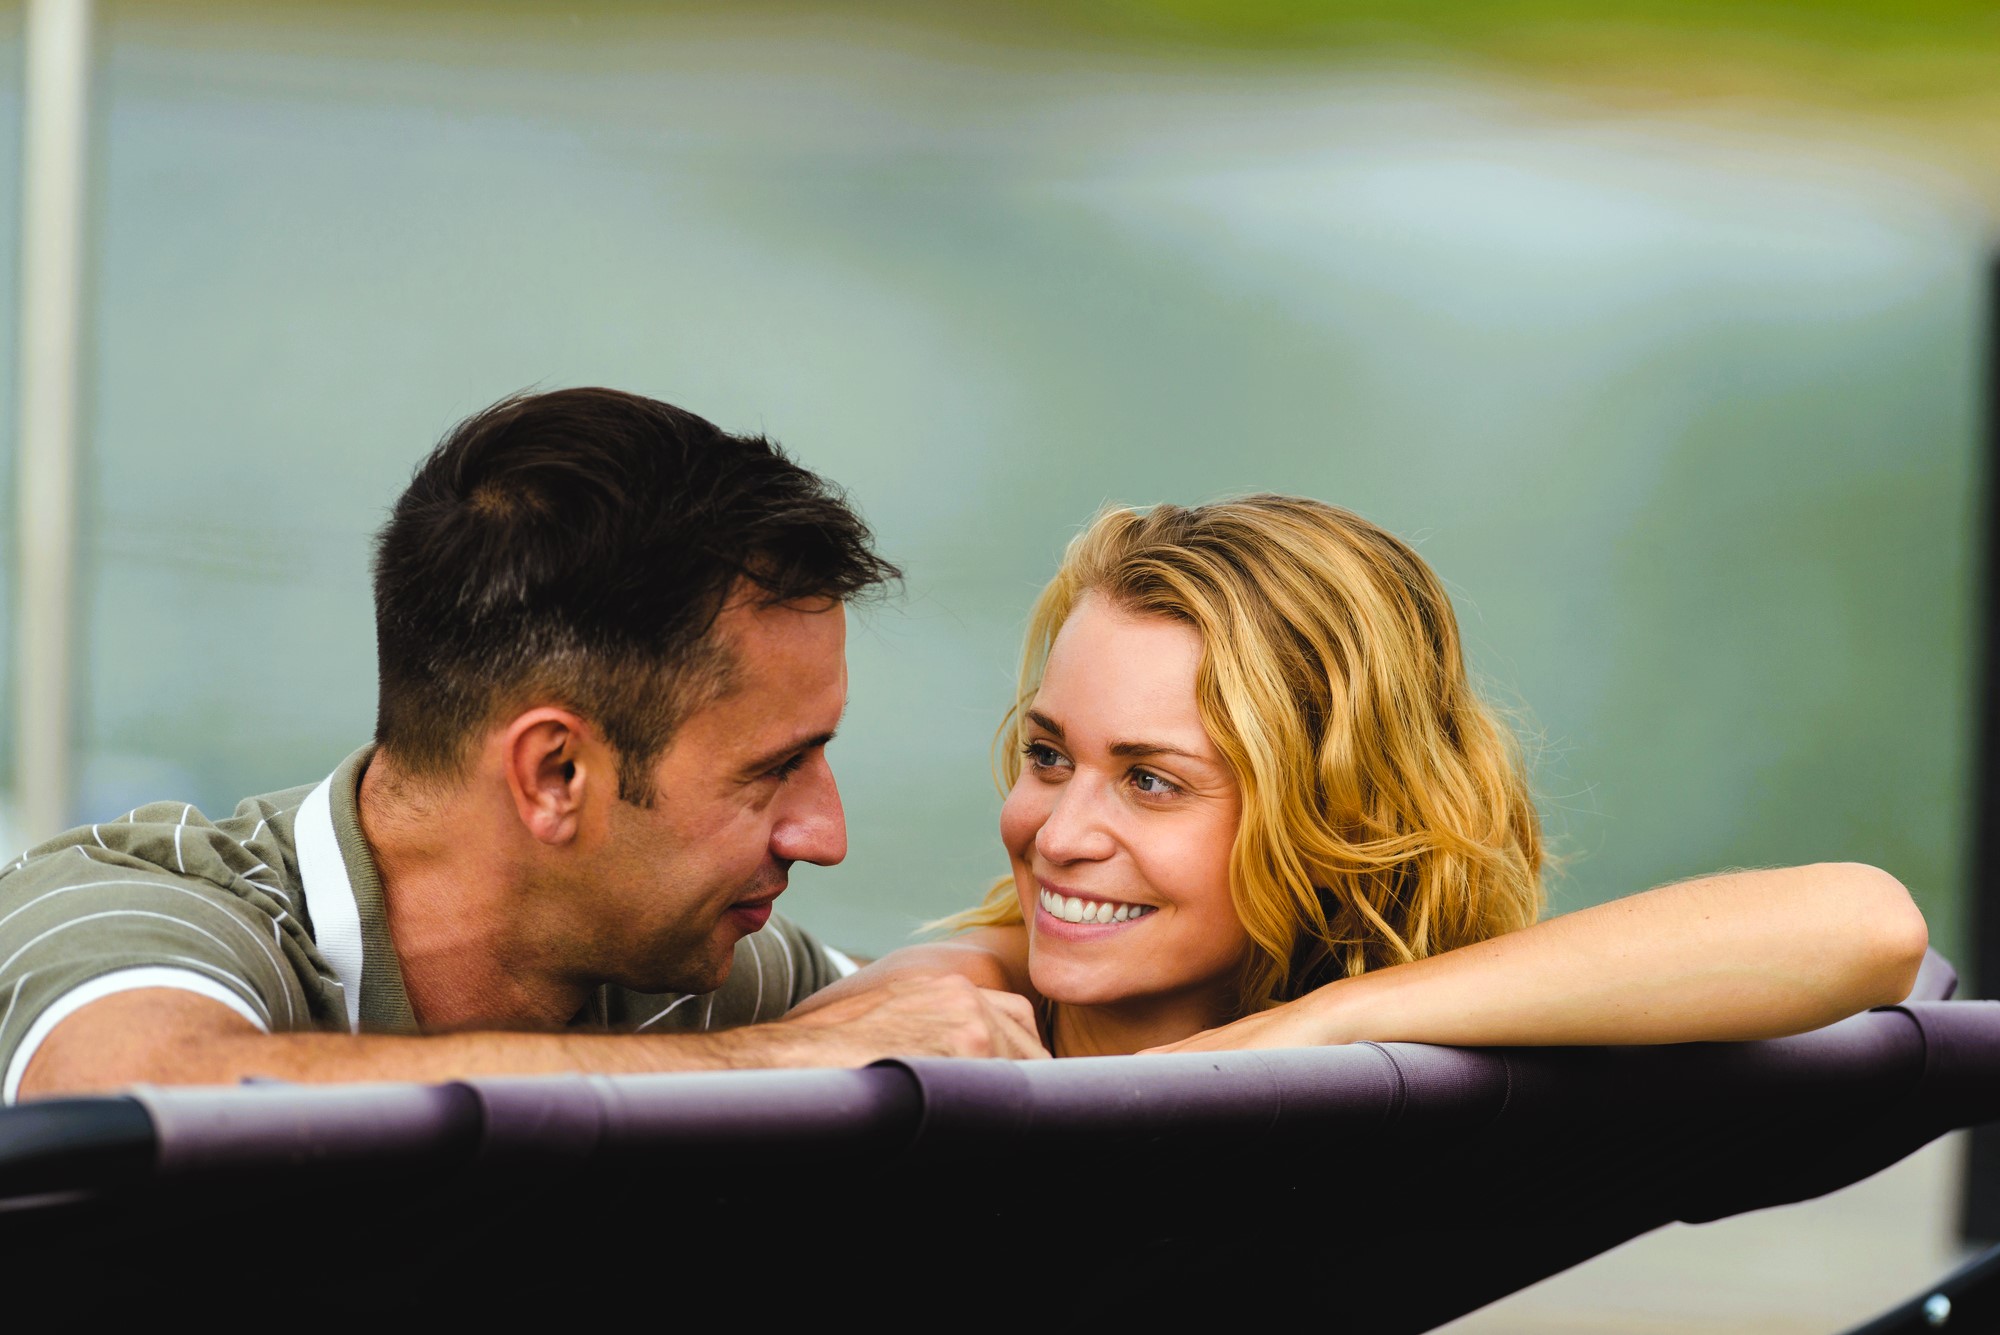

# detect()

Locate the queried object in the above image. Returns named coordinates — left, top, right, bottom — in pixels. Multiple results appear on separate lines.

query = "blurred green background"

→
left=0, top=1, right=1987, bottom=963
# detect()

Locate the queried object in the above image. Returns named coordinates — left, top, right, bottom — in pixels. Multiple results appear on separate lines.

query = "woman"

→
left=800, top=495, right=1927, bottom=1057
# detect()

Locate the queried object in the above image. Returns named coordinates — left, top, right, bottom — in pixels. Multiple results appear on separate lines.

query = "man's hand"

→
left=776, top=974, right=1048, bottom=1063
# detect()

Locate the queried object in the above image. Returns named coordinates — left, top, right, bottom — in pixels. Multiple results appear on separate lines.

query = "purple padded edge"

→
left=130, top=1044, right=1512, bottom=1169
left=134, top=1068, right=921, bottom=1173
left=1898, top=1000, right=2000, bottom=1110
left=126, top=951, right=1995, bottom=1175
left=126, top=1047, right=1499, bottom=1170
left=465, top=1067, right=920, bottom=1162
left=1910, top=949, right=1960, bottom=1002
left=880, top=1042, right=1508, bottom=1151
left=132, top=1079, right=480, bottom=1174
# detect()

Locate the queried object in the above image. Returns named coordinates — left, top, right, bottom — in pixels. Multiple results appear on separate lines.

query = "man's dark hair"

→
left=372, top=387, right=899, bottom=801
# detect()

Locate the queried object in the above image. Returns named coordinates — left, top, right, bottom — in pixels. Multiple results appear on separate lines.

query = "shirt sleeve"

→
left=609, top=912, right=860, bottom=1034
left=0, top=818, right=312, bottom=1102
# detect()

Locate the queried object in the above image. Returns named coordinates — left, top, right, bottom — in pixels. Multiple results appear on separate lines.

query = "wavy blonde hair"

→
left=948, top=495, right=1543, bottom=1016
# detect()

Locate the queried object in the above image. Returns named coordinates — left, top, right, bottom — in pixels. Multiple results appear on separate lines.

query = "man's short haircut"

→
left=372, top=387, right=899, bottom=802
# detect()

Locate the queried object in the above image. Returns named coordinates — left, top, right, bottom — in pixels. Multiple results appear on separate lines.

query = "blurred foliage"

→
left=158, top=0, right=2000, bottom=92
left=994, top=1, right=2000, bottom=151
left=227, top=0, right=2000, bottom=197
left=1009, top=0, right=2000, bottom=54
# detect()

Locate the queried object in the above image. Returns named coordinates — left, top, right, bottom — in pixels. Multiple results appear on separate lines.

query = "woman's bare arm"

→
left=787, top=925, right=1034, bottom=1019
left=1152, top=862, right=1928, bottom=1053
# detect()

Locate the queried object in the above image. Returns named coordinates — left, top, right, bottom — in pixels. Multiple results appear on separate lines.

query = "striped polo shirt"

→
left=0, top=746, right=856, bottom=1101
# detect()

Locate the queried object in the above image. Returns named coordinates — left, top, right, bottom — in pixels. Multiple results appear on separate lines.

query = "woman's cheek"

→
left=1150, top=826, right=1252, bottom=957
left=998, top=779, right=1044, bottom=863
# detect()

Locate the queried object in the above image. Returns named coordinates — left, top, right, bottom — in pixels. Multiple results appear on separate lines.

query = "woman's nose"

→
left=1035, top=777, right=1117, bottom=864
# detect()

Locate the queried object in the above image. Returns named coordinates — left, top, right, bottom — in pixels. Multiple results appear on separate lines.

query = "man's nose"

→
left=1035, top=776, right=1116, bottom=865
left=772, top=752, right=847, bottom=867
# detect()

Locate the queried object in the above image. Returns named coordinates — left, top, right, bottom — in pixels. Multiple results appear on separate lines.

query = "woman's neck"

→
left=1050, top=989, right=1233, bottom=1057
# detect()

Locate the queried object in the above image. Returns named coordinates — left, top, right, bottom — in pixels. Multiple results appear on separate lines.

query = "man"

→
left=2, top=388, right=1045, bottom=1101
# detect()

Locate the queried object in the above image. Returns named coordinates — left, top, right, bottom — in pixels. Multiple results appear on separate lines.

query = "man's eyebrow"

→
left=741, top=730, right=837, bottom=777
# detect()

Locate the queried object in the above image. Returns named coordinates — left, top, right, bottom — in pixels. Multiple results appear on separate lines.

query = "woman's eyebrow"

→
left=1107, top=739, right=1205, bottom=761
left=1028, top=709, right=1205, bottom=761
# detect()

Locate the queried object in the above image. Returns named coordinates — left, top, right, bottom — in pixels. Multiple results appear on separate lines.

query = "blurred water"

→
left=0, top=4, right=1982, bottom=957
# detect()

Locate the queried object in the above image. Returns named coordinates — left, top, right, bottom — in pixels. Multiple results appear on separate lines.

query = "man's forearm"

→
left=25, top=1017, right=830, bottom=1101
left=151, top=1026, right=820, bottom=1090
left=19, top=971, right=1049, bottom=1100
left=18, top=989, right=842, bottom=1099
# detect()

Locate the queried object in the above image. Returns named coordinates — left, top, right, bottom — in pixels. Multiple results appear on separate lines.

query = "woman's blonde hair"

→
left=949, top=495, right=1543, bottom=1016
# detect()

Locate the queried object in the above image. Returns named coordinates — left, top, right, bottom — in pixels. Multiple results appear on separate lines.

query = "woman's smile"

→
left=1035, top=883, right=1158, bottom=931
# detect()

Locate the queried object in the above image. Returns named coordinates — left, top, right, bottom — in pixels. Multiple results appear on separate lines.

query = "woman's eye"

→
left=1022, top=742, right=1068, bottom=771
left=1132, top=769, right=1180, bottom=797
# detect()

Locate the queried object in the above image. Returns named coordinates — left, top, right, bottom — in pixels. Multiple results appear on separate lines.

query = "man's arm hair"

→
left=17, top=975, right=1048, bottom=1100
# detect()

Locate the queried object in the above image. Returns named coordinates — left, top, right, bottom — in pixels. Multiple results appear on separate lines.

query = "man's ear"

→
left=500, top=708, right=598, bottom=846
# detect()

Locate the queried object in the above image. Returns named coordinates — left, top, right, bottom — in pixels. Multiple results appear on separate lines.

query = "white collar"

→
left=295, top=773, right=364, bottom=1032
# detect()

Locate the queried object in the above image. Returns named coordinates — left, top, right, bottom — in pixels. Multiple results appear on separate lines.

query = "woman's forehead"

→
left=1039, top=596, right=1210, bottom=744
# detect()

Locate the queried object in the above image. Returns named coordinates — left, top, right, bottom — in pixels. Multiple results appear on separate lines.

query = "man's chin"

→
left=625, top=941, right=736, bottom=998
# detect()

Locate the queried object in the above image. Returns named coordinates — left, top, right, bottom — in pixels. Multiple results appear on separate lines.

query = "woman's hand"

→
left=1141, top=999, right=1343, bottom=1054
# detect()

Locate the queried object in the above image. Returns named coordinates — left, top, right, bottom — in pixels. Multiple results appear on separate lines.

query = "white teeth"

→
left=1038, top=887, right=1151, bottom=926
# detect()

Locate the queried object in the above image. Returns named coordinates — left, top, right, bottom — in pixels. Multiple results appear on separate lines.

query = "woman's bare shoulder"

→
left=948, top=924, right=1031, bottom=993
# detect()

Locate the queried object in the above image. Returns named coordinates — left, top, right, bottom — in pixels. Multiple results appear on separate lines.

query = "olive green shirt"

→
left=0, top=746, right=854, bottom=1101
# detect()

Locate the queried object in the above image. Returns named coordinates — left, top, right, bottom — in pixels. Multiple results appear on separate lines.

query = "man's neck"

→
left=356, top=754, right=591, bottom=1033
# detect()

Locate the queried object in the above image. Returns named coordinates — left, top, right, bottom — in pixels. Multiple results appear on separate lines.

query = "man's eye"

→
left=769, top=753, right=808, bottom=781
